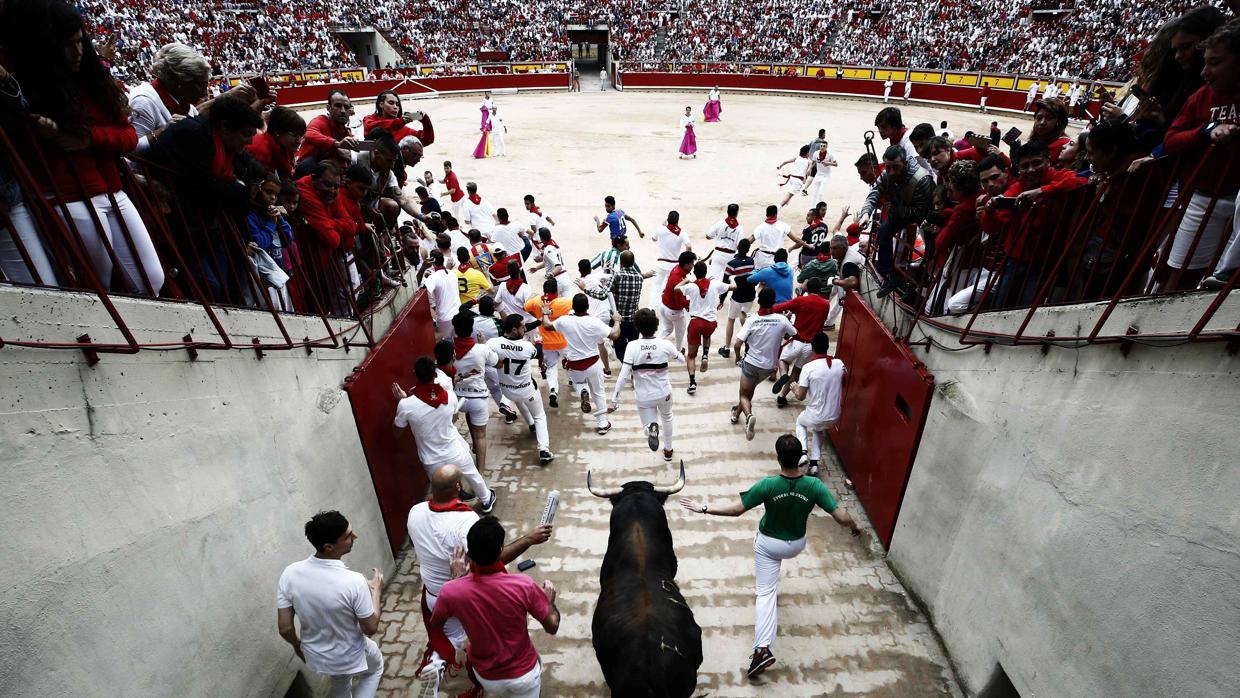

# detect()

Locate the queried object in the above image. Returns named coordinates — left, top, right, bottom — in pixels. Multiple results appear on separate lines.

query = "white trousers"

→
left=435, top=318, right=455, bottom=339
left=807, top=175, right=830, bottom=205
left=945, top=268, right=993, bottom=315
left=827, top=284, right=845, bottom=325
left=795, top=411, right=835, bottom=461
left=1169, top=191, right=1236, bottom=270
left=424, top=590, right=467, bottom=650
left=327, top=637, right=384, bottom=698
left=501, top=383, right=550, bottom=451
left=1, top=202, right=57, bottom=285
left=707, top=252, right=730, bottom=281
left=542, top=348, right=567, bottom=393
left=475, top=660, right=542, bottom=698
left=637, top=394, right=674, bottom=450
left=1212, top=188, right=1240, bottom=276
left=658, top=305, right=687, bottom=350
left=492, top=130, right=506, bottom=156
left=754, top=532, right=807, bottom=650
left=651, top=260, right=675, bottom=306
left=41, top=192, right=164, bottom=294
left=425, top=446, right=488, bottom=500
left=568, top=362, right=608, bottom=428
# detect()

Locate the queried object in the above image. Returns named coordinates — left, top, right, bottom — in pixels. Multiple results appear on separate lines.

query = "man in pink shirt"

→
left=431, top=517, right=560, bottom=697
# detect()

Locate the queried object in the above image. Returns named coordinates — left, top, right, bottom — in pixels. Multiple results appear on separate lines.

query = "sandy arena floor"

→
left=305, top=88, right=1015, bottom=696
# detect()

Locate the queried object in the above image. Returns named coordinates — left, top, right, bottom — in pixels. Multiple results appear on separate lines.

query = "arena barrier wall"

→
left=829, top=290, right=935, bottom=548
left=275, top=72, right=570, bottom=107
left=618, top=71, right=1105, bottom=115
left=343, top=289, right=436, bottom=555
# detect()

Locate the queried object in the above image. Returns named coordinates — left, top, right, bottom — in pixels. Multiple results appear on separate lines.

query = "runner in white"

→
left=776, top=146, right=813, bottom=208
left=650, top=210, right=692, bottom=306
left=704, top=203, right=744, bottom=280
left=883, top=79, right=893, bottom=103
left=529, top=228, right=572, bottom=297
left=806, top=142, right=838, bottom=206
left=461, top=182, right=497, bottom=235
left=610, top=308, right=686, bottom=461
left=575, top=258, right=617, bottom=375
left=471, top=296, right=520, bottom=425
left=731, top=288, right=796, bottom=441
left=488, top=207, right=529, bottom=259
left=676, top=261, right=733, bottom=395
left=1025, top=81, right=1040, bottom=111
left=904, top=77, right=912, bottom=103
left=750, top=204, right=810, bottom=270
left=542, top=294, right=619, bottom=434
left=421, top=250, right=461, bottom=338
left=450, top=313, right=501, bottom=475
left=791, top=333, right=846, bottom=477
left=487, top=315, right=555, bottom=464
left=494, top=259, right=536, bottom=338
left=489, top=106, right=506, bottom=156
left=392, top=356, right=496, bottom=511
left=523, top=195, right=555, bottom=260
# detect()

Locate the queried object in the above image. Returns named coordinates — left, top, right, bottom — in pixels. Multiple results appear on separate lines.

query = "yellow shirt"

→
left=455, top=266, right=492, bottom=303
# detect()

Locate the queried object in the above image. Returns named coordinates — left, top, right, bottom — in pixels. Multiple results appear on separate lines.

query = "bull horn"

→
left=586, top=470, right=624, bottom=498
left=652, top=460, right=687, bottom=495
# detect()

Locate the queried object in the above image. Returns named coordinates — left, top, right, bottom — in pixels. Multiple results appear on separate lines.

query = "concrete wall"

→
left=338, top=28, right=404, bottom=71
left=0, top=284, right=417, bottom=697
left=878, top=295, right=1240, bottom=697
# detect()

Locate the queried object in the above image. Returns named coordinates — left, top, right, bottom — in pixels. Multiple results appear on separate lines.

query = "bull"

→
left=587, top=462, right=703, bottom=697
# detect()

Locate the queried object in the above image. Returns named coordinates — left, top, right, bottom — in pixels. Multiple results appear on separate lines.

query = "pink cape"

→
left=703, top=98, right=722, bottom=122
left=473, top=105, right=492, bottom=159
left=679, top=124, right=697, bottom=156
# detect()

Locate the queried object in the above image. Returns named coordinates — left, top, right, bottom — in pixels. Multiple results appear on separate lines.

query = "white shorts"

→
left=780, top=338, right=813, bottom=368
left=727, top=298, right=753, bottom=320
left=460, top=395, right=490, bottom=427
left=784, top=177, right=805, bottom=194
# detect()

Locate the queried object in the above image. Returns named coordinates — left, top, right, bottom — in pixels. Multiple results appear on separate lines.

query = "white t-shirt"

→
left=884, top=80, right=893, bottom=90
left=812, top=151, right=837, bottom=181
left=393, top=376, right=469, bottom=466
left=653, top=225, right=689, bottom=263
left=684, top=279, right=729, bottom=321
left=446, top=229, right=471, bottom=257
left=473, top=314, right=502, bottom=343
left=798, top=355, right=846, bottom=423
left=276, top=557, right=375, bottom=675
left=542, top=244, right=565, bottom=275
left=705, top=219, right=743, bottom=252
left=789, top=157, right=810, bottom=179
left=709, top=88, right=720, bottom=101
left=737, top=313, right=795, bottom=369
left=488, top=222, right=527, bottom=256
left=406, top=502, right=478, bottom=597
left=616, top=337, right=684, bottom=403
left=527, top=207, right=552, bottom=234
left=496, top=280, right=535, bottom=321
left=486, top=336, right=539, bottom=388
left=582, top=270, right=613, bottom=319
left=423, top=268, right=462, bottom=320
left=752, top=220, right=791, bottom=256
left=679, top=114, right=694, bottom=131
left=552, top=314, right=611, bottom=361
left=454, top=342, right=499, bottom=398
left=463, top=197, right=496, bottom=233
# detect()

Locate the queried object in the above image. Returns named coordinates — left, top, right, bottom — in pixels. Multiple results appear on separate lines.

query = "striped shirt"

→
left=591, top=247, right=642, bottom=276
left=724, top=254, right=757, bottom=304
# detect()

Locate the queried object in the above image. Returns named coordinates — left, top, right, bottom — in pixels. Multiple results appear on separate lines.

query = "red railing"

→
left=0, top=121, right=409, bottom=360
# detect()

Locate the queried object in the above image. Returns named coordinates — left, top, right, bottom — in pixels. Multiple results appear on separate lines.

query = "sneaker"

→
left=459, top=489, right=477, bottom=503
left=663, top=448, right=674, bottom=462
left=747, top=647, right=776, bottom=678
left=1200, top=274, right=1228, bottom=291
left=823, top=324, right=836, bottom=331
left=596, top=421, right=612, bottom=435
left=499, top=404, right=518, bottom=424
left=528, top=424, right=536, bottom=433
left=745, top=413, right=757, bottom=441
left=539, top=450, right=555, bottom=464
left=730, top=405, right=740, bottom=424
left=718, top=347, right=731, bottom=358
left=771, top=374, right=790, bottom=394
left=687, top=381, right=697, bottom=395
left=700, top=355, right=709, bottom=373
left=807, top=460, right=820, bottom=477
left=549, top=390, right=559, bottom=408
left=776, top=396, right=789, bottom=408
left=415, top=657, right=445, bottom=698
left=481, top=489, right=498, bottom=514
left=580, top=389, right=592, bottom=414
left=646, top=422, right=660, bottom=451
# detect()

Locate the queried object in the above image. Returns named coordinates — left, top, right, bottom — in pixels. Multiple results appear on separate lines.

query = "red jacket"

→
left=361, top=113, right=435, bottom=146
left=1162, top=85, right=1239, bottom=197
left=934, top=198, right=979, bottom=264
left=772, top=293, right=830, bottom=341
left=980, top=169, right=1088, bottom=262
left=295, top=114, right=349, bottom=163
left=295, top=175, right=358, bottom=264
left=34, top=95, right=136, bottom=201
left=245, top=130, right=293, bottom=180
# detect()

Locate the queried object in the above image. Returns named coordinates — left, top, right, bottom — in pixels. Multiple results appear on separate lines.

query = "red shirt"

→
left=430, top=570, right=549, bottom=680
left=34, top=94, right=136, bottom=201
left=361, top=113, right=435, bottom=146
left=772, top=293, right=830, bottom=341
left=980, top=169, right=1088, bottom=262
left=245, top=130, right=293, bottom=180
left=444, top=171, right=464, bottom=202
left=295, top=113, right=349, bottom=163
left=488, top=256, right=511, bottom=282
left=661, top=265, right=691, bottom=310
left=1162, top=85, right=1239, bottom=197
left=295, top=175, right=357, bottom=262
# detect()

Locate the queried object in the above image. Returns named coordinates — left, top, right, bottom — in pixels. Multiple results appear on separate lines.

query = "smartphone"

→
left=248, top=76, right=271, bottom=100
left=991, top=196, right=1018, bottom=210
left=517, top=560, right=536, bottom=572
left=1003, top=126, right=1022, bottom=142
left=966, top=135, right=991, bottom=153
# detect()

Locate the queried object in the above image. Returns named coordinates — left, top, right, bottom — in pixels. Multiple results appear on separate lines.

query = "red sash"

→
left=565, top=355, right=600, bottom=371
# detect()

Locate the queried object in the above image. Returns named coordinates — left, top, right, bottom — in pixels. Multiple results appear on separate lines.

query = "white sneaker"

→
left=646, top=422, right=660, bottom=451
left=415, top=656, right=445, bottom=698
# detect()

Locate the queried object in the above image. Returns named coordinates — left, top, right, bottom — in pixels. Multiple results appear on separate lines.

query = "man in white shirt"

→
left=494, top=259, right=537, bottom=340
left=750, top=204, right=810, bottom=270
left=529, top=228, right=572, bottom=297
left=406, top=465, right=552, bottom=694
left=449, top=313, right=501, bottom=474
left=904, top=77, right=912, bottom=103
left=487, top=315, right=554, bottom=464
left=543, top=294, right=620, bottom=434
left=676, top=261, right=733, bottom=395
left=1025, top=81, right=1040, bottom=111
left=277, top=510, right=385, bottom=698
left=610, top=308, right=685, bottom=460
left=488, top=208, right=528, bottom=261
left=806, top=143, right=838, bottom=206
left=523, top=195, right=556, bottom=260
left=392, top=356, right=496, bottom=512
left=576, top=258, right=617, bottom=375
left=791, top=333, right=846, bottom=477
left=883, top=79, right=893, bottom=103
left=420, top=251, right=461, bottom=339
left=704, top=203, right=744, bottom=280
left=489, top=106, right=506, bottom=156
left=650, top=210, right=692, bottom=307
left=461, top=182, right=497, bottom=235
left=731, top=288, right=795, bottom=441
left=777, top=146, right=813, bottom=208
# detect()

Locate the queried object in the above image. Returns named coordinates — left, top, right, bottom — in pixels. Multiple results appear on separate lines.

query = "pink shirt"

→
left=430, top=570, right=550, bottom=679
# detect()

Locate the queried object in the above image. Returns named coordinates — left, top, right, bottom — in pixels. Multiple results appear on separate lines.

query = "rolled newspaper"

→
left=540, top=490, right=560, bottom=526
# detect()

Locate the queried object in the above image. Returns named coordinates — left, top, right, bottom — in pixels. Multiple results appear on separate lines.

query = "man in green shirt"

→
left=680, top=434, right=861, bottom=678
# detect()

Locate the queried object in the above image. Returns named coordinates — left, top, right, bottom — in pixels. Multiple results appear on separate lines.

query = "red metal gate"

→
left=343, top=290, right=436, bottom=555
left=829, top=291, right=935, bottom=548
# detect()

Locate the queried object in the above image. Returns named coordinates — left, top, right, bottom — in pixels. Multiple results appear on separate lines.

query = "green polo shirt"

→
left=741, top=474, right=838, bottom=541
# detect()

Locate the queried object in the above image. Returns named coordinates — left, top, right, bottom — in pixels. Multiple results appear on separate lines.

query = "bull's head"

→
left=586, top=460, right=686, bottom=502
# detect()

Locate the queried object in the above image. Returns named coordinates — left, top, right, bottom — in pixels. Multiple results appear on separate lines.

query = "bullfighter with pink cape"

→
left=703, top=86, right=722, bottom=122
left=678, top=106, right=697, bottom=159
left=472, top=104, right=493, bottom=158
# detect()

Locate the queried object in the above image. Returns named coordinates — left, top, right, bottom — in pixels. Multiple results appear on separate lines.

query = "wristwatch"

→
left=702, top=504, right=709, bottom=514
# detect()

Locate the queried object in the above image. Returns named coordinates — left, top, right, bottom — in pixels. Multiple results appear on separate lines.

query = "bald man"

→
left=407, top=465, right=553, bottom=695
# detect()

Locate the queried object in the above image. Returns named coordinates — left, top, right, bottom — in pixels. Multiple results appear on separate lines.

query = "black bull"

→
left=588, top=463, right=703, bottom=697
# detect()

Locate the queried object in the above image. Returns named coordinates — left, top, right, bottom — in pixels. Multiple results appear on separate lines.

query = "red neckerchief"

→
left=666, top=224, right=681, bottom=235
left=811, top=216, right=824, bottom=226
left=694, top=278, right=711, bottom=294
left=470, top=561, right=507, bottom=579
left=816, top=253, right=831, bottom=262
left=210, top=130, right=234, bottom=180
left=150, top=79, right=190, bottom=117
left=410, top=381, right=448, bottom=407
left=458, top=263, right=472, bottom=273
left=505, top=277, right=524, bottom=294
left=725, top=216, right=739, bottom=228
left=542, top=239, right=559, bottom=249
left=453, top=336, right=476, bottom=360
left=438, top=362, right=457, bottom=378
left=468, top=194, right=482, bottom=205
left=764, top=216, right=778, bottom=224
left=542, top=293, right=558, bottom=304
left=428, top=498, right=474, bottom=513
left=811, top=353, right=834, bottom=367
left=757, top=307, right=773, bottom=316
left=528, top=205, right=542, bottom=216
